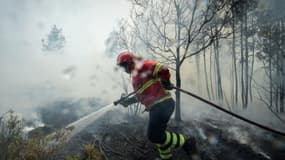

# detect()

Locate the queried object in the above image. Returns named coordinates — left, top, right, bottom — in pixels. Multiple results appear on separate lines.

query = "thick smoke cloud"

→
left=0, top=0, right=130, bottom=116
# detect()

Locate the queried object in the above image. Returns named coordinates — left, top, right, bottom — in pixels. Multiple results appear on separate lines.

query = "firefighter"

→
left=115, top=51, right=200, bottom=160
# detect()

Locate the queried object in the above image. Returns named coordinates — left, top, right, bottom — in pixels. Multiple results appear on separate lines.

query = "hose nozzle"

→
left=113, top=91, right=135, bottom=106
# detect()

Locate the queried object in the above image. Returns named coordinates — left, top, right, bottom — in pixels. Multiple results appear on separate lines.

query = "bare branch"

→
left=183, top=0, right=198, bottom=54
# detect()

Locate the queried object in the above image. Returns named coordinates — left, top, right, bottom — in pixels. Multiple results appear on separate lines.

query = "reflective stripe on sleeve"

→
left=153, top=63, right=164, bottom=77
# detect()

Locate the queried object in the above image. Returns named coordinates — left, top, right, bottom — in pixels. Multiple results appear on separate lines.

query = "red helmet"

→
left=117, top=51, right=135, bottom=65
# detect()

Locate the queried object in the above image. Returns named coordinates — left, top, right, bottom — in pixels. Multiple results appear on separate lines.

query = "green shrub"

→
left=0, top=110, right=64, bottom=160
left=83, top=144, right=105, bottom=160
left=64, top=155, right=81, bottom=160
left=0, top=110, right=105, bottom=160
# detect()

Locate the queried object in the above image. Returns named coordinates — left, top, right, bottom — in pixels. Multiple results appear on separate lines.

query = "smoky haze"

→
left=178, top=0, right=285, bottom=131
left=0, top=0, right=130, bottom=116
left=0, top=0, right=284, bottom=134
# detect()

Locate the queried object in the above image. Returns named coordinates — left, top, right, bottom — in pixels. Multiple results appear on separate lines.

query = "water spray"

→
left=64, top=103, right=115, bottom=139
left=46, top=92, right=136, bottom=143
left=46, top=104, right=114, bottom=143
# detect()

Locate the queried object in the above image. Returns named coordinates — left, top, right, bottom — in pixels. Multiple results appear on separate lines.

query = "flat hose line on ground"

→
left=173, top=86, right=285, bottom=137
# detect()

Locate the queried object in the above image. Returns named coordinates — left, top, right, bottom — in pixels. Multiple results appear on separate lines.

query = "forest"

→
left=105, top=0, right=285, bottom=121
left=0, top=0, right=285, bottom=160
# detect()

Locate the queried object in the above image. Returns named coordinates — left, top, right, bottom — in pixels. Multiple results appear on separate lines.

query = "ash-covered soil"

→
left=57, top=109, right=285, bottom=160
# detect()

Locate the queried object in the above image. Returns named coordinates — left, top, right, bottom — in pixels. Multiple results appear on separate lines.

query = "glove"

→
left=161, top=80, right=174, bottom=90
left=119, top=98, right=131, bottom=107
left=114, top=94, right=138, bottom=107
left=120, top=96, right=138, bottom=107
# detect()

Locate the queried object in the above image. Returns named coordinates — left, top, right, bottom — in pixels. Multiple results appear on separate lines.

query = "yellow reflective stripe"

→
left=136, top=79, right=158, bottom=94
left=162, top=131, right=171, bottom=147
left=157, top=141, right=172, bottom=159
left=158, top=148, right=171, bottom=154
left=159, top=151, right=172, bottom=159
left=153, top=63, right=164, bottom=77
left=179, top=134, right=185, bottom=147
left=157, top=131, right=171, bottom=148
left=148, top=94, right=172, bottom=108
left=171, top=133, right=178, bottom=148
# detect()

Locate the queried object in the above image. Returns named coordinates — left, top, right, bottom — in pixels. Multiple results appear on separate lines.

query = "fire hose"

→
left=173, top=86, right=285, bottom=137
left=113, top=86, right=285, bottom=136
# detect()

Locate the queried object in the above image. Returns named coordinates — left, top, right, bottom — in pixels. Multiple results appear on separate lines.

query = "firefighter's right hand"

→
left=161, top=80, right=174, bottom=90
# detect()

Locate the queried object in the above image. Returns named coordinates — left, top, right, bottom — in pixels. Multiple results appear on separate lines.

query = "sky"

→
left=0, top=0, right=131, bottom=115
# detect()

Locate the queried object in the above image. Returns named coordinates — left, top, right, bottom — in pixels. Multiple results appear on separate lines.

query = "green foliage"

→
left=0, top=110, right=64, bottom=160
left=0, top=110, right=105, bottom=160
left=83, top=144, right=105, bottom=160
left=19, top=138, right=57, bottom=160
left=64, top=155, right=81, bottom=160
left=0, top=110, right=24, bottom=160
left=63, top=144, right=105, bottom=160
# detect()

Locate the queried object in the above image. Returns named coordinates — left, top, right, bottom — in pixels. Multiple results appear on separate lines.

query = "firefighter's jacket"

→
left=131, top=60, right=172, bottom=110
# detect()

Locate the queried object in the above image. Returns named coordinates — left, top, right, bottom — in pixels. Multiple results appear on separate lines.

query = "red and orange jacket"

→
left=132, top=60, right=172, bottom=109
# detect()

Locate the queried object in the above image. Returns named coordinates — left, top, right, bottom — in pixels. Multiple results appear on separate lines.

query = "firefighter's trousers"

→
left=147, top=99, right=186, bottom=160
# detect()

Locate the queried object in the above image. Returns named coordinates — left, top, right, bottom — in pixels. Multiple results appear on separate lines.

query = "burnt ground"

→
left=58, top=110, right=285, bottom=160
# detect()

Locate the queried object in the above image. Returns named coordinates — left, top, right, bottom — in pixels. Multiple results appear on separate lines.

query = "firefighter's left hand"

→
left=118, top=98, right=130, bottom=107
left=117, top=94, right=138, bottom=107
left=161, top=80, right=174, bottom=90
left=115, top=93, right=129, bottom=107
left=114, top=93, right=138, bottom=107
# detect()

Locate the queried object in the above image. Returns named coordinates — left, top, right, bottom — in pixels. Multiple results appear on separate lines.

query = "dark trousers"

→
left=147, top=99, right=175, bottom=144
